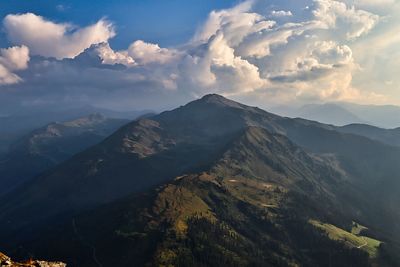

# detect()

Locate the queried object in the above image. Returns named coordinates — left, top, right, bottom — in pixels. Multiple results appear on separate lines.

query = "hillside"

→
left=0, top=106, right=151, bottom=158
left=0, top=114, right=128, bottom=195
left=338, top=124, right=400, bottom=147
left=1, top=95, right=400, bottom=266
left=13, top=127, right=375, bottom=266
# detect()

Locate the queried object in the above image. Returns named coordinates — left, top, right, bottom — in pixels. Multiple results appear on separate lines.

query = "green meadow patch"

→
left=309, top=219, right=382, bottom=258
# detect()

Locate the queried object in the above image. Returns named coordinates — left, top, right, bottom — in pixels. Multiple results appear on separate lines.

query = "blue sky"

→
left=0, top=0, right=399, bottom=112
left=0, top=0, right=238, bottom=48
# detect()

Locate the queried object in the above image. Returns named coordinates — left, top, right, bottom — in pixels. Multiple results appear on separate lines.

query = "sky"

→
left=0, top=0, right=399, bottom=113
left=0, top=0, right=238, bottom=48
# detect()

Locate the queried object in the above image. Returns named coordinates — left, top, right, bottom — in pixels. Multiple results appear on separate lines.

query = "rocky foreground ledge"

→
left=0, top=252, right=66, bottom=267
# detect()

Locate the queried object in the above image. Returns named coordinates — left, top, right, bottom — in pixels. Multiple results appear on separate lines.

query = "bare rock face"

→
left=0, top=252, right=66, bottom=267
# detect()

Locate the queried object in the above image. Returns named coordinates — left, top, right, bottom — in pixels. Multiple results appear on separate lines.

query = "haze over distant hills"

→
left=0, top=106, right=153, bottom=156
left=1, top=95, right=400, bottom=266
left=271, top=102, right=400, bottom=129
left=0, top=114, right=129, bottom=196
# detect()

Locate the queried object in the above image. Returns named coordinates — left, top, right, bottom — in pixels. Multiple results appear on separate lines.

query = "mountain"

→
left=298, top=103, right=367, bottom=126
left=0, top=114, right=129, bottom=196
left=271, top=103, right=400, bottom=147
left=337, top=124, right=400, bottom=147
left=273, top=102, right=400, bottom=128
left=340, top=103, right=400, bottom=129
left=271, top=103, right=367, bottom=126
left=1, top=94, right=400, bottom=266
left=0, top=106, right=153, bottom=155
left=27, top=128, right=373, bottom=266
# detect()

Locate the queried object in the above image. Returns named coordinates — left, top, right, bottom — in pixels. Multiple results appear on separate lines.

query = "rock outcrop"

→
left=0, top=252, right=66, bottom=267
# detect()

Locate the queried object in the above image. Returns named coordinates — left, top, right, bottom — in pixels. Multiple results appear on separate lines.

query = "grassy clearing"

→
left=153, top=184, right=215, bottom=234
left=351, top=221, right=368, bottom=235
left=362, top=237, right=381, bottom=258
left=220, top=176, right=284, bottom=209
left=309, top=220, right=381, bottom=258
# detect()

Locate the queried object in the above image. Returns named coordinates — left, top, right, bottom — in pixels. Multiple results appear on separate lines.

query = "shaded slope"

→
left=338, top=124, right=400, bottom=147
left=0, top=94, right=279, bottom=233
left=0, top=114, right=129, bottom=195
left=0, top=111, right=243, bottom=242
left=24, top=127, right=373, bottom=266
left=1, top=94, right=400, bottom=266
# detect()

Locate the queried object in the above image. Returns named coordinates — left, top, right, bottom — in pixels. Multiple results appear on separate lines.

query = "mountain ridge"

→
left=0, top=114, right=129, bottom=196
left=1, top=94, right=400, bottom=266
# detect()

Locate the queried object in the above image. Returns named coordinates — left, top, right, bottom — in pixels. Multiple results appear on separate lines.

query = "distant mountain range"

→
left=0, top=105, right=153, bottom=156
left=272, top=102, right=400, bottom=128
left=1, top=95, right=400, bottom=266
left=338, top=124, right=400, bottom=147
left=0, top=114, right=129, bottom=196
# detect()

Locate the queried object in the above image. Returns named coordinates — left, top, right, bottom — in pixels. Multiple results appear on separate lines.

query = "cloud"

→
left=0, top=64, right=22, bottom=85
left=312, top=0, right=379, bottom=39
left=3, top=13, right=115, bottom=59
left=175, top=0, right=377, bottom=102
left=270, top=10, right=293, bottom=17
left=0, top=0, right=389, bottom=111
left=181, top=32, right=267, bottom=94
left=0, top=45, right=30, bottom=85
left=192, top=0, right=259, bottom=44
left=0, top=45, right=30, bottom=70
left=235, top=24, right=303, bottom=59
left=353, top=0, right=395, bottom=8
left=95, top=43, right=136, bottom=66
left=127, top=40, right=179, bottom=65
left=270, top=41, right=353, bottom=81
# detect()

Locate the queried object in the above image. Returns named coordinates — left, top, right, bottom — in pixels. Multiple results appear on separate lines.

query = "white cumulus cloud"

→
left=0, top=45, right=30, bottom=85
left=3, top=13, right=115, bottom=59
left=0, top=0, right=390, bottom=109
left=95, top=42, right=136, bottom=66
left=313, top=0, right=379, bottom=39
left=127, top=40, right=179, bottom=65
left=270, top=10, right=293, bottom=17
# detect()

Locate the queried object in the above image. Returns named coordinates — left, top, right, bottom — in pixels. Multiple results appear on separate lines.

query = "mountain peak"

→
left=198, top=94, right=245, bottom=109
left=201, top=93, right=226, bottom=101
